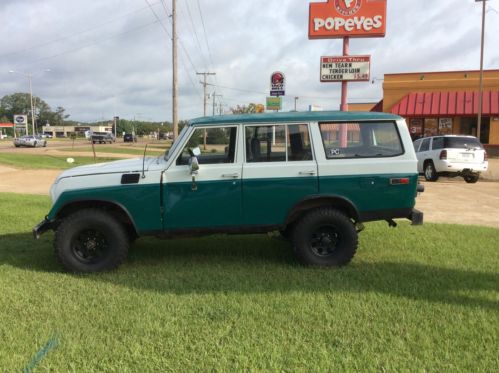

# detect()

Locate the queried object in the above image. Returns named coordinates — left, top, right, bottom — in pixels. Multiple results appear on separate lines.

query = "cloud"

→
left=1, top=0, right=497, bottom=122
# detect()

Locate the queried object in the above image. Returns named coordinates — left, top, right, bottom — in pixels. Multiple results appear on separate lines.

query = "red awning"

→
left=391, top=91, right=499, bottom=117
left=0, top=123, right=14, bottom=128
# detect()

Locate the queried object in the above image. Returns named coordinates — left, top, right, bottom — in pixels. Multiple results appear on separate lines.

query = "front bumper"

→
left=33, top=218, right=54, bottom=239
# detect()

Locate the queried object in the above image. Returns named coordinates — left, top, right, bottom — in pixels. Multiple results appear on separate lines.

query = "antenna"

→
left=142, top=143, right=149, bottom=179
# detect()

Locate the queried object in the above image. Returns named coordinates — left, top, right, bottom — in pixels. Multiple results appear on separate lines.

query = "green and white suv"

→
left=34, top=111, right=423, bottom=272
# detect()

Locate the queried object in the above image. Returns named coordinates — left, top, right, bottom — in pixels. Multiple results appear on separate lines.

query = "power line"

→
left=0, top=2, right=162, bottom=59
left=196, top=0, right=215, bottom=69
left=21, top=18, right=165, bottom=69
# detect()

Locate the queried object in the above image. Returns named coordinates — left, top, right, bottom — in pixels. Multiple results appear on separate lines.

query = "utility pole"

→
left=294, top=97, right=299, bottom=111
left=197, top=72, right=216, bottom=116
left=197, top=71, right=216, bottom=149
left=212, top=92, right=222, bottom=116
left=172, top=0, right=179, bottom=140
left=476, top=0, right=488, bottom=142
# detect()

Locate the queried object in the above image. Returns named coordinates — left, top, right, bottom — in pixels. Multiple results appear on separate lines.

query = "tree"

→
left=0, top=92, right=67, bottom=133
left=230, top=103, right=257, bottom=114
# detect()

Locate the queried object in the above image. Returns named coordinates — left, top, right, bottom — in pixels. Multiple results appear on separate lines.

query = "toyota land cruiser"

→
left=34, top=111, right=423, bottom=272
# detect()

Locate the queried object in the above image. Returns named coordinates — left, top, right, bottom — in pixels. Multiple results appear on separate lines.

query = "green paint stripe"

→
left=23, top=334, right=59, bottom=373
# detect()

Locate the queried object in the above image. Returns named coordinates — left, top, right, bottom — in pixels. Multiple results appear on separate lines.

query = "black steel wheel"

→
left=54, top=209, right=129, bottom=272
left=292, top=208, right=358, bottom=267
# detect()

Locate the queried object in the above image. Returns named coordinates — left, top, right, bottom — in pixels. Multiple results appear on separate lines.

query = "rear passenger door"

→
left=242, top=123, right=318, bottom=226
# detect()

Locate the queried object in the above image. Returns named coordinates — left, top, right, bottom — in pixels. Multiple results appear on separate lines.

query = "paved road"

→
left=415, top=178, right=499, bottom=228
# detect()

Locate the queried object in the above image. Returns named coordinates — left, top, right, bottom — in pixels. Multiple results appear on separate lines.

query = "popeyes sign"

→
left=309, top=0, right=387, bottom=39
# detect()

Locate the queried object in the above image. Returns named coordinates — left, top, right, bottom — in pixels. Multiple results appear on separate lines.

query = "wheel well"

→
left=285, top=197, right=359, bottom=227
left=55, top=200, right=138, bottom=238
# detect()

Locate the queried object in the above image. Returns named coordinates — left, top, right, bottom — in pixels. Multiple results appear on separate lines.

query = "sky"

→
left=1, top=0, right=498, bottom=123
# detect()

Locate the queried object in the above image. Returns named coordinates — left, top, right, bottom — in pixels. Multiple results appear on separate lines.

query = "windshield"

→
left=165, top=125, right=189, bottom=160
left=444, top=137, right=483, bottom=149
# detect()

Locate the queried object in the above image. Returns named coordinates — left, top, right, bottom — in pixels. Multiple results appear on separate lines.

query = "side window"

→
left=287, top=124, right=313, bottom=161
left=413, top=139, right=422, bottom=152
left=432, top=137, right=444, bottom=150
left=419, top=138, right=430, bottom=152
left=176, top=126, right=237, bottom=165
left=245, top=125, right=286, bottom=163
left=319, top=121, right=404, bottom=159
left=245, top=124, right=313, bottom=163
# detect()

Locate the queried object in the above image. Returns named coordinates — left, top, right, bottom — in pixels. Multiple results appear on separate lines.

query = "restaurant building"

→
left=375, top=69, right=499, bottom=153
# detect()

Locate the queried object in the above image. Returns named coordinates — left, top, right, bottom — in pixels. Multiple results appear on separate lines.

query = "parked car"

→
left=123, top=133, right=137, bottom=143
left=13, top=135, right=47, bottom=148
left=413, top=135, right=488, bottom=183
left=91, top=132, right=115, bottom=144
left=34, top=111, right=424, bottom=273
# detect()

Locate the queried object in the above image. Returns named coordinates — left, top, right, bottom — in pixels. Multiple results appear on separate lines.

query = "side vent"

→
left=121, top=173, right=141, bottom=184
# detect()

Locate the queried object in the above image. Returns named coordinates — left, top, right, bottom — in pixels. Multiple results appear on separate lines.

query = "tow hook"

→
left=355, top=222, right=365, bottom=233
left=386, top=219, right=397, bottom=228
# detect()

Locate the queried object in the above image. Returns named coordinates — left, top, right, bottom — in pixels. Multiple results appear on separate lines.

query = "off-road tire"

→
left=291, top=208, right=358, bottom=267
left=54, top=208, right=129, bottom=273
left=424, top=161, right=439, bottom=182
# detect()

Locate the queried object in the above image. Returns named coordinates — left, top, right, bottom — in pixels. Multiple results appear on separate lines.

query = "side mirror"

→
left=189, top=156, right=199, bottom=175
left=188, top=147, right=201, bottom=191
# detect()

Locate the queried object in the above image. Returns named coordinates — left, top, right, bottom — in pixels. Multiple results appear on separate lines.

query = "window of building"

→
left=319, top=122, right=404, bottom=159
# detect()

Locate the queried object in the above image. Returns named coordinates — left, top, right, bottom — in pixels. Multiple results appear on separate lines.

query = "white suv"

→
left=413, top=135, right=488, bottom=183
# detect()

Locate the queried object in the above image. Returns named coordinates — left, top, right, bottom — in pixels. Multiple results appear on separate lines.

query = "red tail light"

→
left=439, top=150, right=447, bottom=160
left=484, top=151, right=488, bottom=161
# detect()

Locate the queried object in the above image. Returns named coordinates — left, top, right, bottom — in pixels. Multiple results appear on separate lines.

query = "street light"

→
left=8, top=69, right=51, bottom=136
left=476, top=0, right=488, bottom=142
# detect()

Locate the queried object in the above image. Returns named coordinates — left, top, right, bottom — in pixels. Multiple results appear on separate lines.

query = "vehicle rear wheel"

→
left=54, top=209, right=129, bottom=273
left=464, top=174, right=479, bottom=184
left=291, top=208, right=358, bottom=267
left=424, top=161, right=439, bottom=182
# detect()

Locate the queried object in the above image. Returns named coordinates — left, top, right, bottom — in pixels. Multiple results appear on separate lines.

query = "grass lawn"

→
left=0, top=153, right=119, bottom=169
left=0, top=192, right=497, bottom=371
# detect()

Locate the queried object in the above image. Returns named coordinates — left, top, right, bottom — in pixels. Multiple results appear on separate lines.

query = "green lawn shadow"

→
left=1, top=232, right=497, bottom=311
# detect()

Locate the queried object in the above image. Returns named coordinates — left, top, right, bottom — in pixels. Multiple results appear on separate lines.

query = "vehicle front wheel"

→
left=464, top=174, right=479, bottom=184
left=424, top=161, right=439, bottom=182
left=291, top=208, right=358, bottom=267
left=54, top=209, right=129, bottom=273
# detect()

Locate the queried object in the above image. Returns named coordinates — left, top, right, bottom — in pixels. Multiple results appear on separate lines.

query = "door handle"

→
left=221, top=173, right=240, bottom=178
left=299, top=170, right=316, bottom=176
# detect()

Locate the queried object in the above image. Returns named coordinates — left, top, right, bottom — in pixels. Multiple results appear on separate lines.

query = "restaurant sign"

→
left=320, top=56, right=370, bottom=82
left=309, top=0, right=387, bottom=39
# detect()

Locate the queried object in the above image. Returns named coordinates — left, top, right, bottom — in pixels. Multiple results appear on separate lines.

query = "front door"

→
left=163, top=125, right=242, bottom=230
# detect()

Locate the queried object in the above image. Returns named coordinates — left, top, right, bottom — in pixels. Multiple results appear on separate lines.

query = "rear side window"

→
left=444, top=137, right=483, bottom=149
left=319, top=122, right=404, bottom=159
left=419, top=138, right=430, bottom=152
left=432, top=137, right=444, bottom=150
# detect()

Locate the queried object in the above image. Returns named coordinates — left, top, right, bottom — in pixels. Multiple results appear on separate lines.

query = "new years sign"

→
left=320, top=56, right=370, bottom=82
left=309, top=0, right=387, bottom=39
